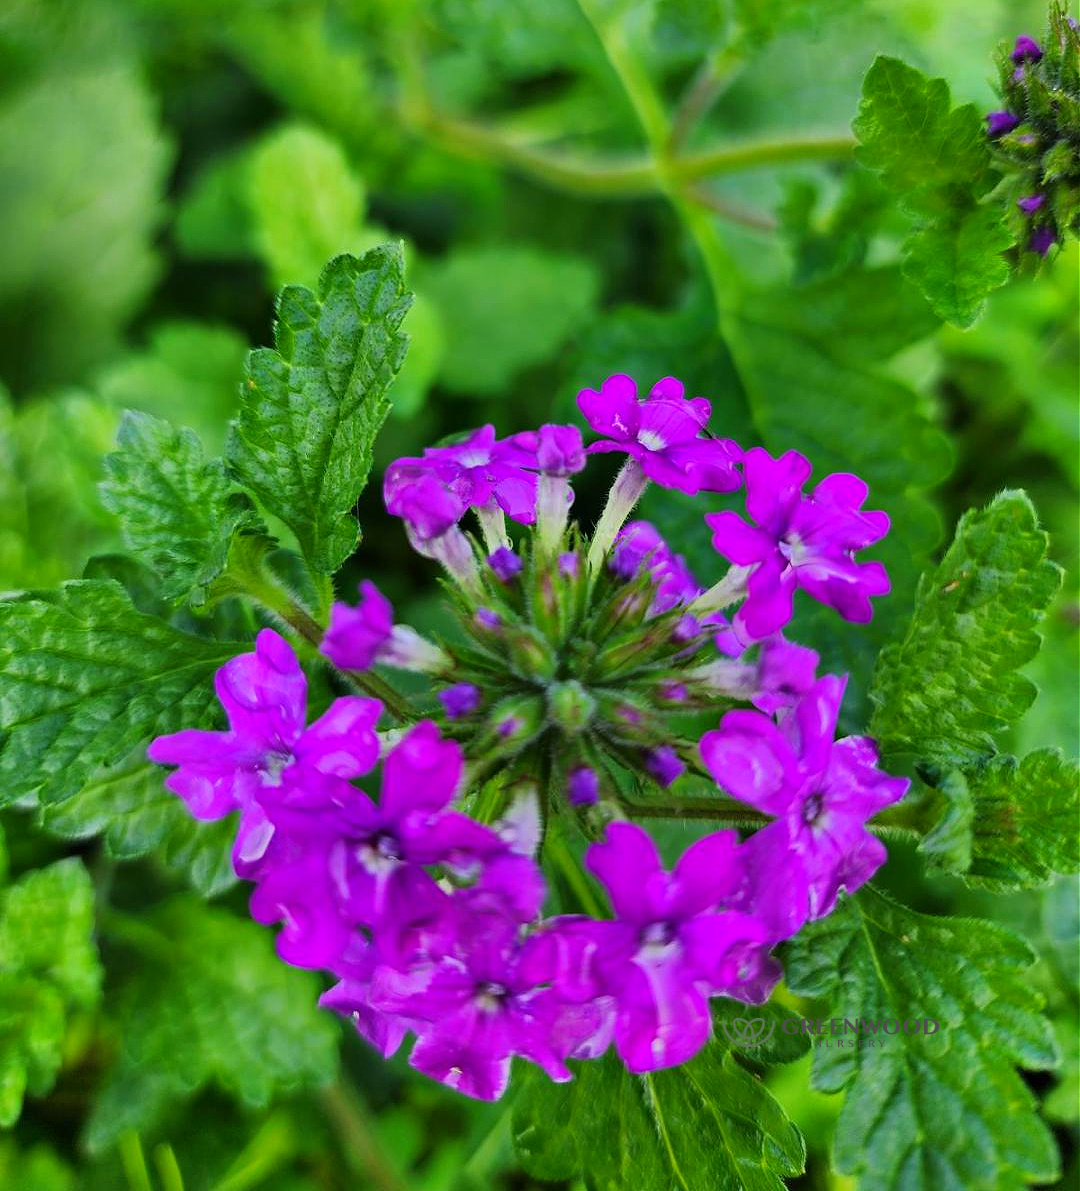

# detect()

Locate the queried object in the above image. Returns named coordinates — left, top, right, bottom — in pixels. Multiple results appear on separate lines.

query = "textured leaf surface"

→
left=85, top=899, right=338, bottom=1152
left=41, top=756, right=236, bottom=897
left=870, top=491, right=1062, bottom=764
left=0, top=860, right=101, bottom=1126
left=919, top=750, right=1080, bottom=890
left=784, top=887, right=1060, bottom=1191
left=226, top=245, right=410, bottom=573
left=101, top=412, right=263, bottom=607
left=0, top=581, right=238, bottom=807
left=512, top=1043, right=805, bottom=1190
left=426, top=245, right=599, bottom=395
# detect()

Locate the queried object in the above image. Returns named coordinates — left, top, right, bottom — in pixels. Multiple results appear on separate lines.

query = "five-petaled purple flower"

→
left=578, top=374, right=743, bottom=494
left=706, top=447, right=891, bottom=640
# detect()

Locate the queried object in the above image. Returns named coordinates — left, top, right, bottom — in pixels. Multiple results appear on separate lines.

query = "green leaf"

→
left=0, top=580, right=239, bottom=808
left=226, top=245, right=411, bottom=574
left=101, top=411, right=264, bottom=608
left=784, top=886, right=1060, bottom=1191
left=41, top=754, right=236, bottom=897
left=853, top=55, right=1013, bottom=326
left=0, top=859, right=102, bottom=1126
left=512, top=1044, right=805, bottom=1190
left=920, top=750, right=1080, bottom=890
left=870, top=491, right=1062, bottom=765
left=248, top=122, right=367, bottom=291
left=85, top=898, right=338, bottom=1153
left=426, top=245, right=599, bottom=395
left=0, top=1139, right=75, bottom=1191
left=903, top=204, right=1013, bottom=328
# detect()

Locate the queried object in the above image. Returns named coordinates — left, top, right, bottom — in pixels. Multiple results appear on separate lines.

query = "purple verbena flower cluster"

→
left=150, top=371, right=910, bottom=1101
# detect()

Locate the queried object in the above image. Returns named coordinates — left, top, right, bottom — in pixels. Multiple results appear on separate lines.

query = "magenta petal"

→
left=321, top=581, right=394, bottom=671
left=648, top=376, right=685, bottom=401
left=380, top=721, right=463, bottom=822
left=614, top=961, right=712, bottom=1072
left=637, top=397, right=709, bottom=447
left=732, top=821, right=811, bottom=942
left=402, top=809, right=503, bottom=866
left=812, top=472, right=869, bottom=509
left=784, top=674, right=846, bottom=776
left=705, top=511, right=776, bottom=565
left=680, top=910, right=774, bottom=992
left=699, top=709, right=798, bottom=814
left=670, top=830, right=742, bottom=916
left=577, top=373, right=641, bottom=440
left=742, top=447, right=812, bottom=531
left=585, top=822, right=667, bottom=924
left=737, top=555, right=796, bottom=640
left=215, top=630, right=307, bottom=749
left=163, top=763, right=256, bottom=820
left=295, top=697, right=383, bottom=778
left=409, top=1011, right=514, bottom=1101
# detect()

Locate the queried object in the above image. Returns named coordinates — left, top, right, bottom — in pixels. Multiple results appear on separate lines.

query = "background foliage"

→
left=0, top=0, right=1076, bottom=1188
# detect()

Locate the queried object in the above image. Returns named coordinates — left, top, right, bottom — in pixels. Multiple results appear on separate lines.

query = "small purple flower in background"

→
left=582, top=823, right=777, bottom=1072
left=1011, top=35, right=1042, bottom=62
left=412, top=424, right=539, bottom=526
left=383, top=462, right=467, bottom=541
left=1029, top=225, right=1057, bottom=255
left=578, top=374, right=742, bottom=495
left=699, top=675, right=909, bottom=935
left=488, top=547, right=523, bottom=582
left=986, top=110, right=1020, bottom=136
left=751, top=634, right=820, bottom=715
left=439, top=682, right=482, bottom=719
left=1017, top=194, right=1046, bottom=213
left=611, top=521, right=700, bottom=614
left=706, top=447, right=890, bottom=640
left=567, top=766, right=600, bottom=806
left=148, top=629, right=382, bottom=820
left=645, top=745, right=685, bottom=787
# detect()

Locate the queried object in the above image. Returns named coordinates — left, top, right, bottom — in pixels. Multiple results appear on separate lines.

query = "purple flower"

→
left=1029, top=225, right=1057, bottom=255
left=440, top=682, right=481, bottom=719
left=706, top=447, right=891, bottom=640
left=384, top=462, right=468, bottom=541
left=578, top=374, right=743, bottom=495
left=699, top=676, right=909, bottom=935
left=321, top=581, right=393, bottom=670
left=580, top=823, right=777, bottom=1071
left=148, top=629, right=382, bottom=821
left=567, top=766, right=600, bottom=806
left=986, top=110, right=1020, bottom=137
left=645, top=746, right=685, bottom=788
left=372, top=911, right=606, bottom=1100
left=751, top=634, right=820, bottom=715
left=1017, top=193, right=1046, bottom=213
left=610, top=521, right=701, bottom=614
left=507, top=424, right=586, bottom=477
left=1011, top=35, right=1042, bottom=62
left=475, top=608, right=502, bottom=630
left=488, top=547, right=523, bottom=582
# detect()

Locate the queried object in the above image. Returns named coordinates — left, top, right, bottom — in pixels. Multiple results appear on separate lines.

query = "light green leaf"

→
left=226, top=245, right=411, bottom=574
left=0, top=859, right=101, bottom=1126
left=870, top=491, right=1062, bottom=765
left=101, top=411, right=264, bottom=607
left=248, top=123, right=367, bottom=291
left=784, top=886, right=1060, bottom=1191
left=512, top=1043, right=805, bottom=1190
left=920, top=750, right=1080, bottom=890
left=426, top=245, right=599, bottom=395
left=0, top=580, right=239, bottom=808
left=41, top=755, right=236, bottom=898
left=85, top=899, right=338, bottom=1153
left=0, top=1139, right=75, bottom=1191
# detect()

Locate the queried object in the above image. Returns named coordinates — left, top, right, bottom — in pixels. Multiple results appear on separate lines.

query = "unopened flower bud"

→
left=488, top=547, right=523, bottom=582
left=645, top=746, right=685, bottom=788
left=567, top=766, right=600, bottom=806
left=439, top=683, right=481, bottom=719
left=547, top=680, right=597, bottom=734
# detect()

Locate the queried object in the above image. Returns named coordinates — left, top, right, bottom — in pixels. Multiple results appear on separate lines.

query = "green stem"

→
left=211, top=1112, right=296, bottom=1191
left=320, top=1082, right=409, bottom=1191
left=623, top=799, right=770, bottom=825
left=119, top=1134, right=153, bottom=1191
left=342, top=667, right=417, bottom=723
left=672, top=133, right=855, bottom=182
left=154, top=1145, right=186, bottom=1191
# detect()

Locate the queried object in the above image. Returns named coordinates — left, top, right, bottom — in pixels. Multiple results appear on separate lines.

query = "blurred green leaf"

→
left=512, top=1044, right=805, bottom=1189
left=785, top=885, right=1060, bottom=1191
left=0, top=1139, right=75, bottom=1191
left=0, top=581, right=238, bottom=808
left=0, top=859, right=101, bottom=1126
left=227, top=245, right=411, bottom=574
left=101, top=411, right=264, bottom=607
left=85, top=898, right=338, bottom=1153
left=425, top=245, right=600, bottom=395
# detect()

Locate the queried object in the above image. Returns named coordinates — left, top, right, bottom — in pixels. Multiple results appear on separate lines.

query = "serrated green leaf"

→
left=0, top=580, right=239, bottom=808
left=784, top=886, right=1060, bottom=1191
left=41, top=754, right=236, bottom=897
left=903, top=204, right=1013, bottom=328
left=85, top=898, right=338, bottom=1153
left=101, top=411, right=264, bottom=607
left=0, top=859, right=101, bottom=1126
left=870, top=491, right=1062, bottom=765
left=922, top=750, right=1080, bottom=890
left=426, top=245, right=599, bottom=395
left=226, top=245, right=411, bottom=574
left=248, top=123, right=367, bottom=291
left=512, top=1043, right=805, bottom=1190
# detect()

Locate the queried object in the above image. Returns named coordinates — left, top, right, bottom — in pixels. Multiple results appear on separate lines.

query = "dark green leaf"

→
left=0, top=580, right=239, bottom=807
left=226, top=245, right=411, bottom=574
left=784, top=886, right=1060, bottom=1191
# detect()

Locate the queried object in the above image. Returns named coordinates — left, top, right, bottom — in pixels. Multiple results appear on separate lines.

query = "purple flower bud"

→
left=558, top=551, right=580, bottom=578
left=488, top=547, right=523, bottom=582
left=660, top=682, right=689, bottom=702
left=568, top=766, right=600, bottom=806
left=321, top=581, right=394, bottom=671
left=1029, top=225, right=1057, bottom=255
left=497, top=715, right=522, bottom=739
left=1011, top=35, right=1042, bottom=63
left=439, top=682, right=481, bottom=719
left=673, top=613, right=702, bottom=643
left=645, top=746, right=685, bottom=788
left=475, top=608, right=502, bottom=630
left=1017, top=193, right=1046, bottom=213
left=986, top=110, right=1020, bottom=137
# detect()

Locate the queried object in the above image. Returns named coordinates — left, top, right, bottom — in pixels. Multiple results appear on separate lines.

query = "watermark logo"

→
left=720, top=1016, right=776, bottom=1048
